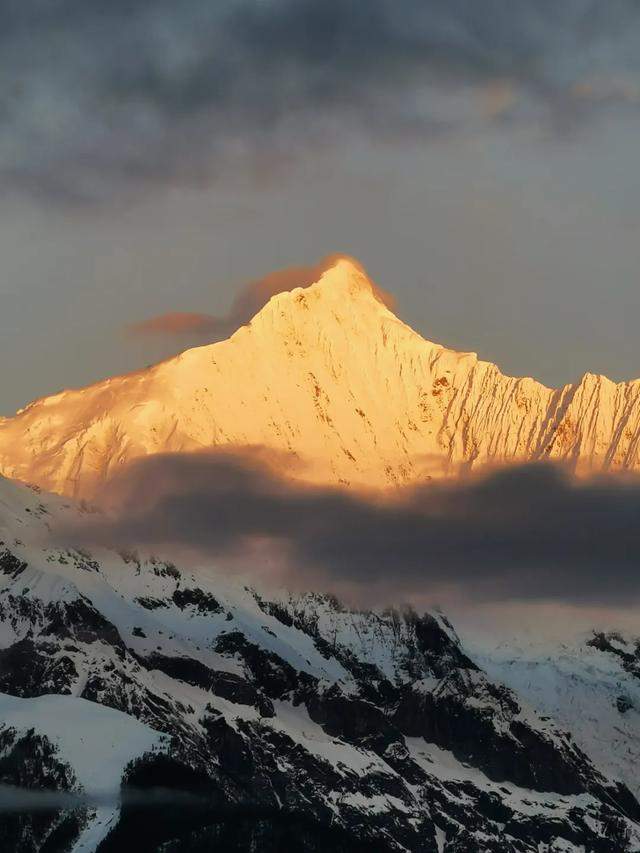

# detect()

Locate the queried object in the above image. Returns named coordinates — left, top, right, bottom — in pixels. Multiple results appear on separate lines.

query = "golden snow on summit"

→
left=1, top=257, right=639, bottom=498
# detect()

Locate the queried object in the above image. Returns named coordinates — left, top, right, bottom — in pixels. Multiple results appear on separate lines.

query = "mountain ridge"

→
left=3, top=258, right=640, bottom=498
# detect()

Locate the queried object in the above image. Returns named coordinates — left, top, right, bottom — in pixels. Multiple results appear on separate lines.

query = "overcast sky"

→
left=2, top=1, right=640, bottom=415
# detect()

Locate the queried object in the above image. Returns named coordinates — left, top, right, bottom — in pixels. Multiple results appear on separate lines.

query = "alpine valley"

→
left=1, top=259, right=640, bottom=852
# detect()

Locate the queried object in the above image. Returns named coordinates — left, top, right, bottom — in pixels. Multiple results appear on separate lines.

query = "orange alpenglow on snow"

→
left=1, top=256, right=640, bottom=498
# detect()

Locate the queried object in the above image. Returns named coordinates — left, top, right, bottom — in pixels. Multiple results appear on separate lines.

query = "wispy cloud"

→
left=5, top=0, right=640, bottom=202
left=128, top=312, right=222, bottom=338
left=127, top=255, right=395, bottom=341
left=65, top=448, right=640, bottom=608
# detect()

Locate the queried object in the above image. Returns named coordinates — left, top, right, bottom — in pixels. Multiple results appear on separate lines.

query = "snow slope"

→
left=3, top=258, right=640, bottom=497
left=0, top=693, right=166, bottom=795
left=474, top=633, right=640, bottom=801
left=0, top=692, right=167, bottom=852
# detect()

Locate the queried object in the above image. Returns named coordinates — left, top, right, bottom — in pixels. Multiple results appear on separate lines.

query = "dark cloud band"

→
left=5, top=0, right=640, bottom=201
left=67, top=448, right=640, bottom=607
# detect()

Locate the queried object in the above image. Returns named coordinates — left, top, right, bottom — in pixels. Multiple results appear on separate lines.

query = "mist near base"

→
left=0, top=785, right=208, bottom=814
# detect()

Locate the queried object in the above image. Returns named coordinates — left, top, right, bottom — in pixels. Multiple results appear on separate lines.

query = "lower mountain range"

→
left=1, top=474, right=639, bottom=852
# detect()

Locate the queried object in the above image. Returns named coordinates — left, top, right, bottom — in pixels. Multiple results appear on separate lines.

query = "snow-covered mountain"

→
left=474, top=631, right=640, bottom=806
left=1, top=473, right=640, bottom=852
left=3, top=258, right=640, bottom=498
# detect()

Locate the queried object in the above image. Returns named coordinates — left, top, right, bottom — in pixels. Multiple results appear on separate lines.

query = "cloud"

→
left=127, top=254, right=395, bottom=340
left=0, top=784, right=208, bottom=813
left=128, top=312, right=222, bottom=338
left=5, top=0, right=640, bottom=202
left=65, top=448, right=640, bottom=608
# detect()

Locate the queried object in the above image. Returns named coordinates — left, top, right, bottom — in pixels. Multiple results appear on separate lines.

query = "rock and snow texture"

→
left=1, top=474, right=640, bottom=851
left=474, top=632, right=640, bottom=805
left=4, top=258, right=640, bottom=497
left=0, top=693, right=168, bottom=852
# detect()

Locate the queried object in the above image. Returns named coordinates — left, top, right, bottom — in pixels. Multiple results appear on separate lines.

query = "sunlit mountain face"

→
left=3, top=2, right=640, bottom=851
left=4, top=257, right=640, bottom=502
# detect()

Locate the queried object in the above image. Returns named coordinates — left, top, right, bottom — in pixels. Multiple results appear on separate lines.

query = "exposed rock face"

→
left=2, top=258, right=640, bottom=497
left=1, top=475, right=639, bottom=852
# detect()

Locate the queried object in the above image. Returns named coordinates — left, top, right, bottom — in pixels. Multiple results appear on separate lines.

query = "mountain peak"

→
left=243, top=254, right=398, bottom=343
left=316, top=255, right=371, bottom=288
left=4, top=256, right=640, bottom=498
left=313, top=256, right=396, bottom=310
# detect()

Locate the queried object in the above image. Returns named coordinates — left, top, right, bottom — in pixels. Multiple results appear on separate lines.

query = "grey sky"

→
left=2, top=1, right=640, bottom=414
